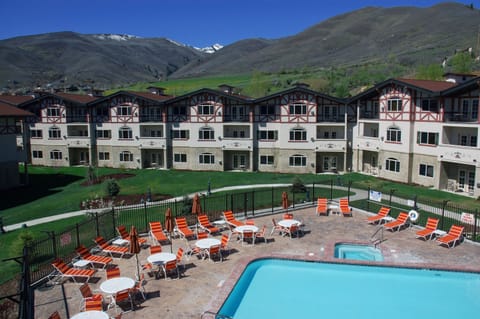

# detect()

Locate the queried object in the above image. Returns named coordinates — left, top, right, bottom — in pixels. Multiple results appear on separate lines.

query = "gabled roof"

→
left=0, top=101, right=34, bottom=117
left=441, top=76, right=480, bottom=96
left=165, top=88, right=253, bottom=104
left=0, top=95, right=35, bottom=106
left=125, top=91, right=172, bottom=102
left=348, top=78, right=457, bottom=103
left=254, top=86, right=346, bottom=104
left=89, top=90, right=172, bottom=105
left=55, top=92, right=98, bottom=104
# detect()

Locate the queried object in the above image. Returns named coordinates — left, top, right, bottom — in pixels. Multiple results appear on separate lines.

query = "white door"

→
left=323, top=156, right=337, bottom=171
left=233, top=154, right=246, bottom=169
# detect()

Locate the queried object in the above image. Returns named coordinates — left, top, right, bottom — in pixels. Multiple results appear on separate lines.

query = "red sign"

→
left=60, top=232, right=72, bottom=246
left=461, top=213, right=475, bottom=225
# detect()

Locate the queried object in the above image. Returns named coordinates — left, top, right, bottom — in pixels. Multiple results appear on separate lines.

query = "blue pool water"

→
left=334, top=243, right=384, bottom=261
left=218, top=258, right=480, bottom=319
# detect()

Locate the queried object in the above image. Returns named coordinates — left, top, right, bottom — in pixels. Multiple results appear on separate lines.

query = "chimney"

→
left=218, top=84, right=235, bottom=94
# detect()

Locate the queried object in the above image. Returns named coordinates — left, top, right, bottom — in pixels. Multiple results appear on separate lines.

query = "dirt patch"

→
left=80, top=173, right=135, bottom=186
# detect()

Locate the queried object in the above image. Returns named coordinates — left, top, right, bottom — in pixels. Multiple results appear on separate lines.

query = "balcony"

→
left=220, top=138, right=253, bottom=151
left=354, top=136, right=381, bottom=151
left=66, top=137, right=89, bottom=148
left=312, top=139, right=346, bottom=152
left=444, top=112, right=478, bottom=123
left=438, top=145, right=479, bottom=165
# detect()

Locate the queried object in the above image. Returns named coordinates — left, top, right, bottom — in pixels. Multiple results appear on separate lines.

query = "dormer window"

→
left=387, top=98, right=402, bottom=112
left=198, top=103, right=214, bottom=115
left=289, top=103, right=307, bottom=115
left=117, top=105, right=132, bottom=116
left=47, top=107, right=60, bottom=117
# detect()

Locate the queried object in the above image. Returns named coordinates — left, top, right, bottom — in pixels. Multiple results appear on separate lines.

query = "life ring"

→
left=408, top=210, right=419, bottom=222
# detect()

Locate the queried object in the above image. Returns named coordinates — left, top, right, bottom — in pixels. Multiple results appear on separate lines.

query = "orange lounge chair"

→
left=117, top=225, right=147, bottom=246
left=175, top=217, right=196, bottom=239
left=51, top=258, right=95, bottom=283
left=223, top=210, right=244, bottom=228
left=316, top=198, right=328, bottom=216
left=79, top=282, right=103, bottom=311
left=383, top=212, right=409, bottom=232
left=339, top=198, right=352, bottom=217
left=75, top=244, right=113, bottom=269
left=437, top=225, right=464, bottom=248
left=367, top=207, right=391, bottom=224
left=197, top=214, right=220, bottom=234
left=149, top=221, right=169, bottom=244
left=93, top=236, right=129, bottom=258
left=415, top=217, right=439, bottom=240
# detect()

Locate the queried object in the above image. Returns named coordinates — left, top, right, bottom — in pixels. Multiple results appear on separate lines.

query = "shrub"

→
left=104, top=179, right=120, bottom=197
left=291, top=176, right=307, bottom=193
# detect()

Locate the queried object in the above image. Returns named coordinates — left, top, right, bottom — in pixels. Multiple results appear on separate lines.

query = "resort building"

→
left=351, top=76, right=480, bottom=198
left=6, top=75, right=480, bottom=197
left=0, top=97, right=33, bottom=190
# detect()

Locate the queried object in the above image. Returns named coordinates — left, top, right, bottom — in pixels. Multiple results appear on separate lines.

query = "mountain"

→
left=173, top=2, right=480, bottom=78
left=0, top=2, right=479, bottom=91
left=0, top=31, right=207, bottom=90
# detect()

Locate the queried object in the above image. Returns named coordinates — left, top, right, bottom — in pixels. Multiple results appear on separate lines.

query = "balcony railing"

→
left=444, top=112, right=478, bottom=123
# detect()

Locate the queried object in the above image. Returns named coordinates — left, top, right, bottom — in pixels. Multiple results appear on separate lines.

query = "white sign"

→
left=407, top=200, right=415, bottom=207
left=369, top=190, right=382, bottom=202
left=461, top=212, right=475, bottom=225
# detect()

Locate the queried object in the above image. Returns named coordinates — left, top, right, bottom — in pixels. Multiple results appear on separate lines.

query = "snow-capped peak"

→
left=195, top=43, right=223, bottom=54
left=93, top=34, right=139, bottom=41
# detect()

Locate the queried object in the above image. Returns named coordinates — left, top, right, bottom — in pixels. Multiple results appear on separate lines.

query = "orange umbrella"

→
left=282, top=191, right=289, bottom=210
left=129, top=225, right=141, bottom=280
left=191, top=193, right=202, bottom=215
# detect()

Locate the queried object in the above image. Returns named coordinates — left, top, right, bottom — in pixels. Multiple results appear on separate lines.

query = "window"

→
left=174, top=153, right=187, bottom=162
left=149, top=130, right=163, bottom=138
left=117, top=105, right=132, bottom=116
left=324, top=131, right=329, bottom=139
left=96, top=130, right=111, bottom=139
left=417, top=132, right=438, bottom=145
left=419, top=164, right=434, bottom=177
left=30, top=129, right=42, bottom=138
left=289, top=154, right=307, bottom=167
left=473, top=99, right=479, bottom=119
left=47, top=107, right=60, bottom=117
left=260, top=155, right=274, bottom=165
left=385, top=158, right=400, bottom=172
left=199, top=153, right=215, bottom=164
left=119, top=151, right=133, bottom=162
left=289, top=103, right=307, bottom=115
left=172, top=129, right=189, bottom=139
left=260, top=104, right=275, bottom=115
left=387, top=98, right=402, bottom=111
left=258, top=130, right=277, bottom=140
left=198, top=103, right=214, bottom=115
left=95, top=107, right=109, bottom=117
left=386, top=127, right=401, bottom=142
left=289, top=128, right=307, bottom=141
left=172, top=106, right=187, bottom=115
left=48, top=127, right=61, bottom=139
left=119, top=127, right=133, bottom=139
left=460, top=135, right=468, bottom=146
left=32, top=150, right=43, bottom=158
left=98, top=152, right=110, bottom=161
left=470, top=136, right=477, bottom=147
left=421, top=99, right=438, bottom=112
left=199, top=127, right=215, bottom=140
left=50, top=150, right=62, bottom=160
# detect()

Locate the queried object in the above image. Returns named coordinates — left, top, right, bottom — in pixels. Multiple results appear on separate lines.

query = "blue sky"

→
left=0, top=0, right=476, bottom=47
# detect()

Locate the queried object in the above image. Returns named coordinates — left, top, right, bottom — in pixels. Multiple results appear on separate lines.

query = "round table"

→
left=278, top=219, right=301, bottom=228
left=195, top=238, right=221, bottom=249
left=234, top=225, right=259, bottom=233
left=71, top=311, right=109, bottom=319
left=99, top=277, right=135, bottom=294
left=147, top=252, right=176, bottom=265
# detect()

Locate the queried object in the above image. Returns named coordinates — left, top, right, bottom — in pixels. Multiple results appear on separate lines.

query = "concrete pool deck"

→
left=34, top=206, right=480, bottom=318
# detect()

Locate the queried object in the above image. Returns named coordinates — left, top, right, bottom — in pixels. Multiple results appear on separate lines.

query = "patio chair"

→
left=270, top=218, right=286, bottom=236
left=339, top=198, right=352, bottom=217
left=383, top=212, right=409, bottom=232
left=254, top=225, right=268, bottom=244
left=48, top=311, right=61, bottom=319
left=205, top=245, right=223, bottom=262
left=85, top=299, right=103, bottom=311
left=220, top=234, right=230, bottom=256
left=316, top=197, right=328, bottom=216
left=197, top=214, right=220, bottom=234
left=149, top=221, right=169, bottom=244
left=176, top=247, right=185, bottom=270
left=283, top=213, right=293, bottom=219
left=175, top=217, right=196, bottom=240
left=132, top=273, right=147, bottom=301
left=51, top=258, right=95, bottom=284
left=284, top=223, right=300, bottom=239
left=437, top=225, right=464, bottom=248
left=415, top=217, right=439, bottom=241
left=241, top=230, right=255, bottom=246
left=223, top=210, right=244, bottom=228
left=93, top=236, right=129, bottom=258
left=197, top=231, right=209, bottom=239
left=149, top=245, right=162, bottom=254
left=75, top=244, right=113, bottom=269
left=162, top=260, right=180, bottom=280
left=106, top=266, right=121, bottom=279
left=111, top=289, right=133, bottom=314
left=79, top=282, right=103, bottom=311
left=367, top=207, right=391, bottom=225
left=117, top=225, right=147, bottom=246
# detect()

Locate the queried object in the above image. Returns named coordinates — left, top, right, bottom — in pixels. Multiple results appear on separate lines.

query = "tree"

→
left=416, top=64, right=444, bottom=80
left=104, top=179, right=120, bottom=197
left=450, top=52, right=473, bottom=73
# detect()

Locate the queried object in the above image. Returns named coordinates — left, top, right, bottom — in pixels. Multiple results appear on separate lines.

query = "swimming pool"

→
left=218, top=258, right=480, bottom=319
left=334, top=243, right=384, bottom=261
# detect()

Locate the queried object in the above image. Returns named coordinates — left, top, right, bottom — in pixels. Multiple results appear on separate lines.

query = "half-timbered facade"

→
left=351, top=78, right=480, bottom=197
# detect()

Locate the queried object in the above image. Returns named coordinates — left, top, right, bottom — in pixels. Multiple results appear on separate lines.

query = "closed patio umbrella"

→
left=282, top=191, right=289, bottom=210
left=192, top=193, right=202, bottom=215
left=129, top=225, right=141, bottom=281
left=165, top=208, right=174, bottom=252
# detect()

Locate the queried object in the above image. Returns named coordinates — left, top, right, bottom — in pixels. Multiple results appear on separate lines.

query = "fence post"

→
left=413, top=195, right=418, bottom=211
left=143, top=202, right=148, bottom=232
left=95, top=212, right=101, bottom=238
left=271, top=187, right=274, bottom=214
left=474, top=209, right=478, bottom=242
left=225, top=193, right=228, bottom=211
left=292, top=190, right=296, bottom=209
left=75, top=223, right=80, bottom=247
left=347, top=180, right=352, bottom=202
left=367, top=186, right=370, bottom=212
left=251, top=190, right=255, bottom=216
left=330, top=179, right=333, bottom=201
left=440, top=200, right=450, bottom=230
left=389, top=189, right=396, bottom=207
left=243, top=193, right=248, bottom=219
left=312, top=182, right=315, bottom=202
